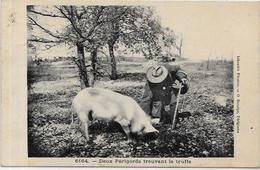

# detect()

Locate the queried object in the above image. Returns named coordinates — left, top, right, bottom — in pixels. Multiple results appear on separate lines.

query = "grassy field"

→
left=28, top=59, right=234, bottom=157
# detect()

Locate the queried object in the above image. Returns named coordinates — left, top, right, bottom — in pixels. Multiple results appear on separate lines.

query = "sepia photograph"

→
left=1, top=0, right=260, bottom=167
left=26, top=4, right=234, bottom=158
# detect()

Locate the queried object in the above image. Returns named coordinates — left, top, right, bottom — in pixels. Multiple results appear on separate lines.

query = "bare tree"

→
left=27, top=5, right=111, bottom=88
left=83, top=6, right=163, bottom=80
left=27, top=5, right=168, bottom=84
left=175, top=35, right=183, bottom=58
left=77, top=6, right=130, bottom=80
left=95, top=6, right=129, bottom=80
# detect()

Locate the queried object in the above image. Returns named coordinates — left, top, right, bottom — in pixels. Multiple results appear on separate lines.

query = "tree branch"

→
left=74, top=6, right=84, bottom=20
left=83, top=6, right=105, bottom=41
left=28, top=38, right=62, bottom=43
left=103, top=7, right=129, bottom=24
left=55, top=6, right=85, bottom=40
left=28, top=9, right=66, bottom=18
left=27, top=15, right=62, bottom=40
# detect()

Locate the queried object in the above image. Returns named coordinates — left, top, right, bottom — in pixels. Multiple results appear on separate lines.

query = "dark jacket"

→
left=140, top=63, right=189, bottom=117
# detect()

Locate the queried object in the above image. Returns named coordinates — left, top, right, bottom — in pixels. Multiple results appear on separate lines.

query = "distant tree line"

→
left=27, top=5, right=181, bottom=88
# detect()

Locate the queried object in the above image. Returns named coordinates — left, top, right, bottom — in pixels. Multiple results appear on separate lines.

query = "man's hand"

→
left=165, top=105, right=170, bottom=112
left=172, top=79, right=188, bottom=89
left=172, top=81, right=182, bottom=89
left=181, top=78, right=187, bottom=84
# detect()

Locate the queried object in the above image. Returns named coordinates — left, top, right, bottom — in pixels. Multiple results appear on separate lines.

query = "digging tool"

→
left=171, top=82, right=183, bottom=129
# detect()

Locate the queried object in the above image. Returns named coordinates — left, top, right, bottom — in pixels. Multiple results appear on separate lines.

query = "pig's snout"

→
left=143, top=123, right=159, bottom=134
left=143, top=131, right=159, bottom=141
left=130, top=131, right=159, bottom=141
left=134, top=125, right=159, bottom=141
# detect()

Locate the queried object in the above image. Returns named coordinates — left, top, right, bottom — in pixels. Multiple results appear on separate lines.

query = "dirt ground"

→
left=28, top=59, right=234, bottom=157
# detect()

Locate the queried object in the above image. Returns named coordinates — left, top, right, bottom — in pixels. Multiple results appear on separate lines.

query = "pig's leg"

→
left=115, top=118, right=131, bottom=139
left=80, top=121, right=89, bottom=141
left=78, top=111, right=90, bottom=141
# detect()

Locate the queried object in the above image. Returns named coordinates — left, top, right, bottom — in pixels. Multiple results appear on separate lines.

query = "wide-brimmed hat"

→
left=146, top=65, right=168, bottom=83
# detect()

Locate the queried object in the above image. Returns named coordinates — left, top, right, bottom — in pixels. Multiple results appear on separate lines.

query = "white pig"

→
left=71, top=87, right=159, bottom=141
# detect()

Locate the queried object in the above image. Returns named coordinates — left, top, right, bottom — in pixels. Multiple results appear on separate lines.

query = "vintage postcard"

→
left=0, top=0, right=259, bottom=167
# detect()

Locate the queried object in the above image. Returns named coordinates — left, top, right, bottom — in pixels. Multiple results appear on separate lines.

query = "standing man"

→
left=140, top=57, right=189, bottom=125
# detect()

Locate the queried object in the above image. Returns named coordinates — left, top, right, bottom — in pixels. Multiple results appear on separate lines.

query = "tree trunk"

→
left=76, top=43, right=89, bottom=88
left=179, top=37, right=183, bottom=58
left=108, top=42, right=118, bottom=80
left=91, top=48, right=97, bottom=79
left=207, top=57, right=210, bottom=70
left=148, top=45, right=153, bottom=59
left=178, top=48, right=182, bottom=59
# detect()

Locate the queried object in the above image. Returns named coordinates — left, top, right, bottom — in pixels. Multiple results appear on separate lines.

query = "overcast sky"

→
left=36, top=3, right=259, bottom=61
left=154, top=2, right=259, bottom=60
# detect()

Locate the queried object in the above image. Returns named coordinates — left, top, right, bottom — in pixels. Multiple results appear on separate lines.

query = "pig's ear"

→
left=130, top=120, right=141, bottom=133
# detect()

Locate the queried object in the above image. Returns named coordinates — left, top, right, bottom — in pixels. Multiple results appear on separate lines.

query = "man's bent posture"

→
left=140, top=59, right=190, bottom=124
